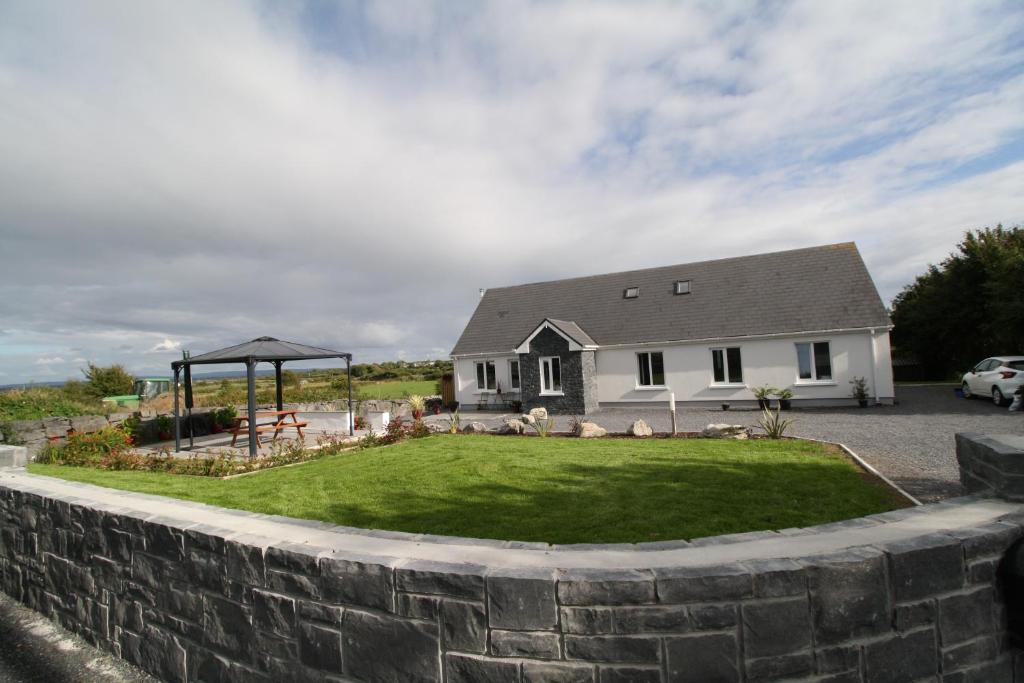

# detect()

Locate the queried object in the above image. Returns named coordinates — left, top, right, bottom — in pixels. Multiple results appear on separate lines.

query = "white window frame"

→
left=635, top=351, right=666, bottom=389
left=674, top=280, right=691, bottom=295
left=475, top=360, right=497, bottom=392
left=795, top=341, right=834, bottom=384
left=710, top=347, right=744, bottom=386
left=508, top=359, right=521, bottom=391
left=539, top=356, right=563, bottom=395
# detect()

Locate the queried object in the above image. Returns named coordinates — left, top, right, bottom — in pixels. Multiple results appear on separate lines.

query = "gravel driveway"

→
left=435, top=385, right=1024, bottom=503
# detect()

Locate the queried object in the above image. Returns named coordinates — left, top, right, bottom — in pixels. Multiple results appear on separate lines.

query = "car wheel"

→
left=993, top=387, right=1006, bottom=406
left=962, top=382, right=972, bottom=399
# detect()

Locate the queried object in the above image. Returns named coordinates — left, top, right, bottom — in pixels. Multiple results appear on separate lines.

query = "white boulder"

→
left=701, top=423, right=750, bottom=439
left=576, top=422, right=607, bottom=438
left=627, top=419, right=653, bottom=437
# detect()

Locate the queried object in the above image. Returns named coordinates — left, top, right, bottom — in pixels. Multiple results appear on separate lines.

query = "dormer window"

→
left=675, top=280, right=691, bottom=295
left=624, top=287, right=640, bottom=299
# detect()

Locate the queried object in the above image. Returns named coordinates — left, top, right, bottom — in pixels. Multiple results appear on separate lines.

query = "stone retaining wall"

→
left=0, top=434, right=1020, bottom=681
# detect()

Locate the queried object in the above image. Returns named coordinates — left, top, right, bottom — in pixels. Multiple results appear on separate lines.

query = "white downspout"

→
left=869, top=329, right=879, bottom=405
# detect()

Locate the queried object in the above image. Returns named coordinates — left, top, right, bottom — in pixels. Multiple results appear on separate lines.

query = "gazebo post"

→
left=246, top=358, right=258, bottom=458
left=173, top=366, right=181, bottom=452
left=346, top=355, right=353, bottom=436
left=274, top=360, right=284, bottom=412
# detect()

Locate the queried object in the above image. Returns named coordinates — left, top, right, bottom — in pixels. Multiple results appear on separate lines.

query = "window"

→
left=540, top=357, right=562, bottom=394
left=796, top=342, right=832, bottom=381
left=674, top=280, right=691, bottom=295
left=624, top=287, right=639, bottom=299
left=636, top=352, right=665, bottom=387
left=711, top=347, right=743, bottom=384
left=475, top=360, right=496, bottom=391
left=509, top=360, right=520, bottom=390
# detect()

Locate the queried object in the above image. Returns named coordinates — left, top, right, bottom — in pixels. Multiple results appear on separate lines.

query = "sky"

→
left=1, top=1, right=1023, bottom=384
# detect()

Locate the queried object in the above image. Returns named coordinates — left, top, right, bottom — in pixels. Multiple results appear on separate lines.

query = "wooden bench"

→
left=230, top=410, right=307, bottom=448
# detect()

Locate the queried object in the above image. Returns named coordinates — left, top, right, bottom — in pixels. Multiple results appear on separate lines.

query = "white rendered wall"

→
left=594, top=330, right=893, bottom=405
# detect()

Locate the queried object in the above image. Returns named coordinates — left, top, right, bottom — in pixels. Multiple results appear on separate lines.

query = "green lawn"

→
left=28, top=435, right=906, bottom=544
left=356, top=379, right=438, bottom=400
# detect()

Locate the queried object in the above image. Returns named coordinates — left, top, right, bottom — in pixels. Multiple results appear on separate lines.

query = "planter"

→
left=158, top=431, right=172, bottom=441
left=211, top=424, right=224, bottom=434
left=721, top=403, right=730, bottom=411
left=857, top=399, right=869, bottom=408
left=412, top=410, right=424, bottom=420
left=756, top=398, right=770, bottom=410
left=432, top=405, right=442, bottom=415
left=779, top=399, right=792, bottom=411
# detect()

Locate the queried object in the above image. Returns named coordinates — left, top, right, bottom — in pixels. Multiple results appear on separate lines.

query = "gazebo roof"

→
left=172, top=336, right=352, bottom=367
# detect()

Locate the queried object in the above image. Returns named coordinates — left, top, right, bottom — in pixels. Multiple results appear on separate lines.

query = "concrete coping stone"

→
left=0, top=469, right=1020, bottom=573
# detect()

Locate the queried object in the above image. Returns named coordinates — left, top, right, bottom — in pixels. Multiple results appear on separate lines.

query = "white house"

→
left=450, top=243, right=894, bottom=413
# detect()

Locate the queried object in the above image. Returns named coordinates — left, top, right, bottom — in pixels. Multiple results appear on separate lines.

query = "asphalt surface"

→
left=0, top=592, right=153, bottom=683
left=431, top=385, right=1024, bottom=503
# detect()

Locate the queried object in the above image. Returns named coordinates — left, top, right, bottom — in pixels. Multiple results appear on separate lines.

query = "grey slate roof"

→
left=533, top=319, right=598, bottom=348
left=173, top=336, right=351, bottom=367
left=451, top=243, right=890, bottom=356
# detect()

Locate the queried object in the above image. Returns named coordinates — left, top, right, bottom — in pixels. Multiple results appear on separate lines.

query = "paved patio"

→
left=437, top=385, right=1024, bottom=503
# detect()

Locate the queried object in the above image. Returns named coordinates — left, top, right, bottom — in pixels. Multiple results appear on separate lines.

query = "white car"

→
left=962, top=356, right=1024, bottom=406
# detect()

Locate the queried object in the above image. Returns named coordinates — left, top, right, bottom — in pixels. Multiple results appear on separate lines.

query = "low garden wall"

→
left=0, top=434, right=1021, bottom=682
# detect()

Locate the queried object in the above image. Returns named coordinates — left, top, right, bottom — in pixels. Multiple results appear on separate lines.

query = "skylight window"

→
left=675, top=280, right=691, bottom=295
left=624, top=287, right=640, bottom=299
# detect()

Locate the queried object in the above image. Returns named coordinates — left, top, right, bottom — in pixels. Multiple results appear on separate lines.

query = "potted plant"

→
left=510, top=399, right=523, bottom=413
left=721, top=402, right=730, bottom=411
left=213, top=406, right=236, bottom=433
left=407, top=395, right=426, bottom=420
left=775, top=388, right=794, bottom=411
left=753, top=385, right=777, bottom=410
left=122, top=415, right=140, bottom=445
left=850, top=377, right=870, bottom=408
left=155, top=415, right=174, bottom=441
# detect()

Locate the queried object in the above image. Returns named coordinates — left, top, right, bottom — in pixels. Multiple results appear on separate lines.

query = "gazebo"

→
left=171, top=336, right=353, bottom=457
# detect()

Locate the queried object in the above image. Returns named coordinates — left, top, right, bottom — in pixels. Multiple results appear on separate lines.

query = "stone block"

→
left=743, top=558, right=807, bottom=598
left=202, top=595, right=253, bottom=658
left=319, top=553, right=395, bottom=611
left=267, top=569, right=320, bottom=600
left=0, top=445, right=27, bottom=468
left=742, top=597, right=811, bottom=658
left=598, top=666, right=660, bottom=683
left=564, top=635, right=659, bottom=663
left=395, top=560, right=486, bottom=600
left=802, top=548, right=890, bottom=645
left=69, top=415, right=109, bottom=434
left=487, top=567, right=558, bottom=630
left=297, top=600, right=344, bottom=627
left=440, top=599, right=486, bottom=653
left=445, top=653, right=518, bottom=683
left=266, top=542, right=323, bottom=575
left=343, top=609, right=440, bottom=682
left=611, top=605, right=688, bottom=634
left=745, top=652, right=814, bottom=682
left=299, top=621, right=343, bottom=673
left=490, top=629, right=561, bottom=659
left=938, top=587, right=995, bottom=645
left=862, top=628, right=937, bottom=683
left=883, top=534, right=964, bottom=602
left=561, top=607, right=614, bottom=635
left=894, top=599, right=935, bottom=632
left=688, top=604, right=738, bottom=630
left=253, top=589, right=296, bottom=638
left=226, top=537, right=266, bottom=587
left=942, top=635, right=999, bottom=672
left=654, top=563, right=753, bottom=603
left=522, top=661, right=595, bottom=682
left=665, top=633, right=739, bottom=682
left=397, top=593, right=440, bottom=620
left=815, top=644, right=860, bottom=675
left=558, top=569, right=656, bottom=606
left=42, top=417, right=71, bottom=438
left=141, top=518, right=186, bottom=563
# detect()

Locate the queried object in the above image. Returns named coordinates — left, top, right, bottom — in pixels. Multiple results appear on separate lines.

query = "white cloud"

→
left=149, top=339, right=182, bottom=353
left=0, top=0, right=1022, bottom=383
left=34, top=356, right=65, bottom=365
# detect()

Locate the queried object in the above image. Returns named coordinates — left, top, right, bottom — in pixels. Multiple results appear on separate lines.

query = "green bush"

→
left=83, top=363, right=134, bottom=398
left=0, top=386, right=105, bottom=421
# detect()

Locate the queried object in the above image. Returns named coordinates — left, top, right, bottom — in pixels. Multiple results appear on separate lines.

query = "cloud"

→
left=0, top=0, right=1022, bottom=383
left=34, top=356, right=65, bottom=365
left=149, top=339, right=182, bottom=353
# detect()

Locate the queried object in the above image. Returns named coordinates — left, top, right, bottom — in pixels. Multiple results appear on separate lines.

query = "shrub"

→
left=758, top=407, right=793, bottom=439
left=214, top=406, right=237, bottom=428
left=50, top=426, right=134, bottom=466
left=82, top=363, right=134, bottom=398
left=409, top=419, right=431, bottom=439
left=850, top=377, right=869, bottom=400
left=155, top=415, right=174, bottom=433
left=353, top=415, right=368, bottom=431
left=446, top=411, right=461, bottom=434
left=407, top=395, right=426, bottom=414
left=753, top=385, right=777, bottom=400
left=531, top=417, right=555, bottom=437
left=381, top=417, right=406, bottom=445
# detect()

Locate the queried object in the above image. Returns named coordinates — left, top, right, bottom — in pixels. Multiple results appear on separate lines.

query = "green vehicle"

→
left=102, top=377, right=172, bottom=410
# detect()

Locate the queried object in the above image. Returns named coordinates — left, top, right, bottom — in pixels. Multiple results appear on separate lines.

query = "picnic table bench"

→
left=230, top=410, right=308, bottom=449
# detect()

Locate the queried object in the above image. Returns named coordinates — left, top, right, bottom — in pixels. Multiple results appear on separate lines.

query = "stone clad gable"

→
left=519, top=327, right=598, bottom=414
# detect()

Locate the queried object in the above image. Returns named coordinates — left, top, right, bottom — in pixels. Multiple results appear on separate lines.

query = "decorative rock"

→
left=576, top=422, right=607, bottom=438
left=496, top=419, right=526, bottom=435
left=462, top=422, right=488, bottom=434
left=520, top=413, right=536, bottom=425
left=701, top=423, right=749, bottom=439
left=528, top=407, right=548, bottom=421
left=627, top=419, right=653, bottom=437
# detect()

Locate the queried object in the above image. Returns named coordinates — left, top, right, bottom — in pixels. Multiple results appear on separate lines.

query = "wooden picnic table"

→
left=229, top=410, right=308, bottom=448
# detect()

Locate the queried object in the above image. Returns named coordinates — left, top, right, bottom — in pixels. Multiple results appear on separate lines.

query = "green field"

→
left=355, top=380, right=438, bottom=400
left=29, top=435, right=906, bottom=544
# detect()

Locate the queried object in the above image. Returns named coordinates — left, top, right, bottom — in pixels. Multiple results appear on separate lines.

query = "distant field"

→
left=356, top=380, right=438, bottom=399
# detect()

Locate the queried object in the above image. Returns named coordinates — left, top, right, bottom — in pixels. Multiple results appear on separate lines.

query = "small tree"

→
left=281, top=369, right=302, bottom=388
left=82, top=363, right=134, bottom=398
